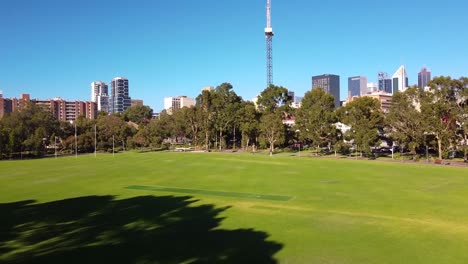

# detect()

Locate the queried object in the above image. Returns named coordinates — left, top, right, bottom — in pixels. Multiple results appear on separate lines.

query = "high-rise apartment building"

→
left=91, top=81, right=110, bottom=112
left=392, top=65, right=408, bottom=94
left=110, top=77, right=131, bottom=114
left=312, top=74, right=340, bottom=108
left=418, top=67, right=431, bottom=88
left=348, top=76, right=368, bottom=97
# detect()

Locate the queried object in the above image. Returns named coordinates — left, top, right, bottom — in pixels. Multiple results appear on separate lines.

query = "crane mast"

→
left=265, top=0, right=274, bottom=86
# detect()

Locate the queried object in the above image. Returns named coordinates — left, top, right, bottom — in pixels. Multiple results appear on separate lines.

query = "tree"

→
left=211, top=83, right=242, bottom=150
left=457, top=77, right=468, bottom=161
left=422, top=77, right=463, bottom=159
left=181, top=106, right=203, bottom=145
left=260, top=112, right=285, bottom=155
left=196, top=90, right=215, bottom=151
left=386, top=87, right=426, bottom=155
left=97, top=115, right=131, bottom=151
left=0, top=102, right=59, bottom=157
left=123, top=105, right=153, bottom=126
left=295, top=88, right=337, bottom=153
left=338, top=97, right=384, bottom=156
left=257, top=84, right=291, bottom=113
left=257, top=84, right=291, bottom=155
left=238, top=101, right=260, bottom=151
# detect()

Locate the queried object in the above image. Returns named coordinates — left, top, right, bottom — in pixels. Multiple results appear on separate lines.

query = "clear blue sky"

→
left=1, top=0, right=467, bottom=111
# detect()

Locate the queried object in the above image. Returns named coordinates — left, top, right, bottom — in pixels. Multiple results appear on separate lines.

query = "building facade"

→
left=202, top=86, right=214, bottom=92
left=378, top=79, right=393, bottom=94
left=312, top=74, right=340, bottom=108
left=131, top=99, right=144, bottom=107
left=91, top=81, right=110, bottom=112
left=345, top=91, right=393, bottom=113
left=392, top=65, right=408, bottom=94
left=418, top=67, right=431, bottom=88
left=348, top=76, right=368, bottom=97
left=164, top=96, right=195, bottom=113
left=0, top=94, right=96, bottom=121
left=110, top=77, right=131, bottom=114
left=367, top=82, right=378, bottom=93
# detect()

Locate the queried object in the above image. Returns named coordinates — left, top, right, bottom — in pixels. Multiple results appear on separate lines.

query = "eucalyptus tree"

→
left=386, top=87, right=426, bottom=155
left=238, top=101, right=260, bottom=151
left=422, top=76, right=465, bottom=159
left=196, top=89, right=215, bottom=150
left=257, top=84, right=291, bottom=155
left=295, top=88, right=337, bottom=153
left=211, top=83, right=242, bottom=150
left=338, top=96, right=384, bottom=156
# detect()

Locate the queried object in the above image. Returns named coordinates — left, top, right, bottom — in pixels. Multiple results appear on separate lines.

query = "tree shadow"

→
left=0, top=195, right=282, bottom=263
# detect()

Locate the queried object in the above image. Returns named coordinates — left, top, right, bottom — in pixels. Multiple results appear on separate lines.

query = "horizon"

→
left=1, top=0, right=467, bottom=111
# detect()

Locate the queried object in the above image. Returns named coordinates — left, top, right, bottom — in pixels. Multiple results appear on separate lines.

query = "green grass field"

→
left=1, top=152, right=468, bottom=263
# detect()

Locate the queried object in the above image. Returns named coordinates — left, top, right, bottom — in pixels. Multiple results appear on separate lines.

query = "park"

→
left=1, top=151, right=467, bottom=263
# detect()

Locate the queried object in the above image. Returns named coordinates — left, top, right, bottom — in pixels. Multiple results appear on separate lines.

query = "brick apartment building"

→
left=0, top=94, right=97, bottom=121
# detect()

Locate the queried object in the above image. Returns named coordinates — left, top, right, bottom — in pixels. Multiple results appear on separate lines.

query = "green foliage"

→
left=338, top=97, right=384, bottom=154
left=122, top=105, right=153, bottom=126
left=257, top=84, right=291, bottom=113
left=296, top=88, right=338, bottom=149
left=386, top=87, right=425, bottom=153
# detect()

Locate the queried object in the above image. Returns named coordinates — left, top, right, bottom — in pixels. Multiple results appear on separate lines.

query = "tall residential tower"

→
left=91, top=81, right=110, bottom=112
left=110, top=77, right=131, bottom=114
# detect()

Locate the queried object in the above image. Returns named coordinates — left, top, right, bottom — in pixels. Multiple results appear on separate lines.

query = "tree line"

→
left=0, top=77, right=466, bottom=161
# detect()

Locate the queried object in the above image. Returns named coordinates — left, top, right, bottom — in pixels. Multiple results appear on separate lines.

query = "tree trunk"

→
left=233, top=126, right=236, bottom=150
left=205, top=130, right=209, bottom=151
left=219, top=131, right=223, bottom=151
left=437, top=135, right=443, bottom=160
left=465, top=134, right=468, bottom=162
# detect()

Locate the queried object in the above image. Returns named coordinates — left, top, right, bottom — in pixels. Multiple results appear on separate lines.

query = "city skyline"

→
left=1, top=0, right=467, bottom=111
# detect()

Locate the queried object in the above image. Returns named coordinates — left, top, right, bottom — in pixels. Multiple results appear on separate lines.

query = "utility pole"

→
left=265, top=0, right=274, bottom=87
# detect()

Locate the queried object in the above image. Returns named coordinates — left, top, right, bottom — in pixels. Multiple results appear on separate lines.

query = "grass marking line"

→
left=125, top=185, right=292, bottom=201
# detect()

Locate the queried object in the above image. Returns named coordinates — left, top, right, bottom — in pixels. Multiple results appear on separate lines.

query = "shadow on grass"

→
left=0, top=195, right=282, bottom=263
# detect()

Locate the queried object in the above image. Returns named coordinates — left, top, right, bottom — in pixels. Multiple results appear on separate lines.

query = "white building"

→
left=164, top=96, right=195, bottom=112
left=91, top=81, right=110, bottom=112
left=367, top=83, right=378, bottom=93
left=202, top=86, right=214, bottom=92
left=391, top=65, right=408, bottom=94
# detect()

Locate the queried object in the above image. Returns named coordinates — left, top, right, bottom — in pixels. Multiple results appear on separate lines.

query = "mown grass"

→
left=1, top=152, right=467, bottom=263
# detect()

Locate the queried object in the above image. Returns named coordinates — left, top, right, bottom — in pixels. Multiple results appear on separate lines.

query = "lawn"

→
left=1, top=152, right=468, bottom=263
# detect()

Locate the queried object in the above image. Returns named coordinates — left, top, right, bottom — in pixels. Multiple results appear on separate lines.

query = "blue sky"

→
left=1, top=0, right=467, bottom=111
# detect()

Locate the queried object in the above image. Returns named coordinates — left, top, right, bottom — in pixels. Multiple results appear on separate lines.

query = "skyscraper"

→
left=312, top=74, right=340, bottom=108
left=391, top=65, right=408, bottom=94
left=418, top=67, right=431, bottom=88
left=91, top=81, right=110, bottom=112
left=348, top=76, right=368, bottom=97
left=110, top=77, right=131, bottom=114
